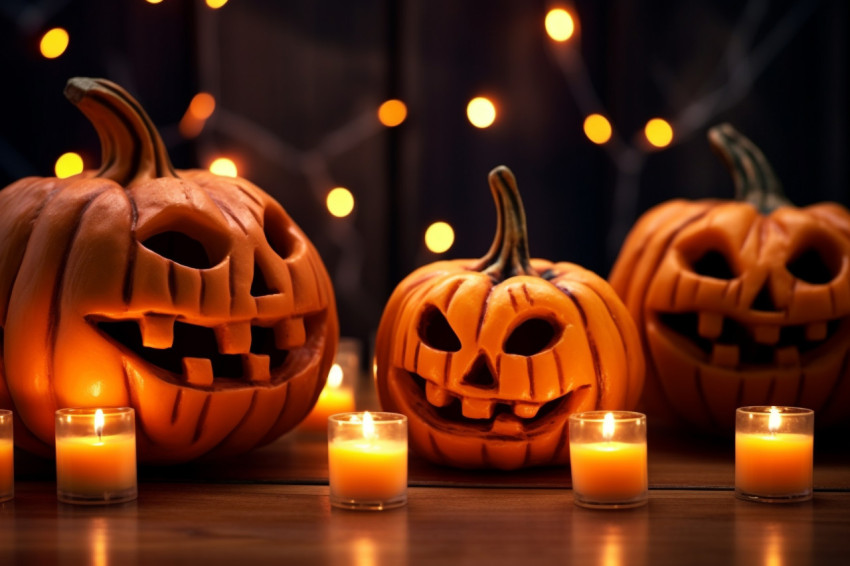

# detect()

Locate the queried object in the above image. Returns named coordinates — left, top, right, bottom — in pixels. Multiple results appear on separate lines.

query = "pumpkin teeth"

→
left=806, top=322, right=828, bottom=341
left=461, top=397, right=496, bottom=419
left=274, top=318, right=306, bottom=349
left=775, top=346, right=801, bottom=366
left=512, top=402, right=542, bottom=418
left=711, top=344, right=740, bottom=367
left=697, top=312, right=724, bottom=340
left=753, top=324, right=781, bottom=345
left=182, top=357, right=214, bottom=386
left=425, top=381, right=453, bottom=407
left=139, top=314, right=176, bottom=349
left=214, top=322, right=253, bottom=354
left=242, top=353, right=271, bottom=382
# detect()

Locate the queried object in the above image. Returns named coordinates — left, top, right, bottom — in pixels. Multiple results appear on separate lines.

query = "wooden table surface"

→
left=1, top=421, right=848, bottom=565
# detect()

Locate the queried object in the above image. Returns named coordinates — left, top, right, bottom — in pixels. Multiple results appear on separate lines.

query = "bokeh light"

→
left=545, top=8, right=575, bottom=42
left=327, top=187, right=355, bottom=218
left=425, top=222, right=455, bottom=254
left=189, top=92, right=216, bottom=119
left=467, top=97, right=497, bottom=129
left=39, top=28, right=69, bottom=59
left=583, top=114, right=613, bottom=145
left=378, top=99, right=407, bottom=127
left=205, top=0, right=229, bottom=8
left=644, top=118, right=674, bottom=148
left=54, top=152, right=84, bottom=178
left=209, top=157, right=238, bottom=177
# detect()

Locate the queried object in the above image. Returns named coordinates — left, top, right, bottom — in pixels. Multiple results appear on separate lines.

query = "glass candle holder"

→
left=0, top=409, right=13, bottom=502
left=735, top=406, right=814, bottom=503
left=328, top=412, right=407, bottom=510
left=55, top=407, right=137, bottom=505
left=569, top=411, right=648, bottom=509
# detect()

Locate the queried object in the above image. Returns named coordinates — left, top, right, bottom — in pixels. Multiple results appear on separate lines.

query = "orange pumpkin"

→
left=610, top=124, right=850, bottom=433
left=0, top=78, right=338, bottom=463
left=375, top=166, right=644, bottom=469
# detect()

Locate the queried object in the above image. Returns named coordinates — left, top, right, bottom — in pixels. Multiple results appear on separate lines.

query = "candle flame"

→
left=327, top=364, right=343, bottom=389
left=602, top=412, right=615, bottom=440
left=94, top=409, right=104, bottom=441
left=362, top=411, right=375, bottom=439
left=768, top=406, right=781, bottom=433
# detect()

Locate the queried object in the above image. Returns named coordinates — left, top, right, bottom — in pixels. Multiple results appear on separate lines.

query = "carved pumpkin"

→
left=610, top=124, right=850, bottom=433
left=0, top=78, right=338, bottom=463
left=375, top=166, right=644, bottom=469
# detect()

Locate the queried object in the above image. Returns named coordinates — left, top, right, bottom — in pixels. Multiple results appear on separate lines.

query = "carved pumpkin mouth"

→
left=90, top=313, right=325, bottom=388
left=389, top=368, right=591, bottom=436
left=653, top=310, right=850, bottom=369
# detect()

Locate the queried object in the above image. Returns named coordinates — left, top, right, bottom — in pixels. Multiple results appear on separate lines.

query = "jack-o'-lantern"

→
left=0, top=78, right=338, bottom=463
left=375, top=166, right=644, bottom=469
left=610, top=124, right=850, bottom=433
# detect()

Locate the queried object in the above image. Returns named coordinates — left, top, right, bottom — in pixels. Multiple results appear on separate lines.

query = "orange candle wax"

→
left=570, top=441, right=648, bottom=502
left=0, top=438, right=13, bottom=500
left=56, top=433, right=137, bottom=496
left=735, top=406, right=814, bottom=503
left=301, top=387, right=356, bottom=432
left=328, top=412, right=408, bottom=510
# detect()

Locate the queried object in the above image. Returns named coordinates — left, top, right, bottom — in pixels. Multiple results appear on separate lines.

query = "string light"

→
left=583, top=114, right=612, bottom=145
left=467, top=97, right=497, bottom=129
left=179, top=93, right=216, bottom=138
left=327, top=187, right=355, bottom=218
left=644, top=118, right=674, bottom=148
left=424, top=222, right=455, bottom=254
left=377, top=99, right=407, bottom=127
left=39, top=28, right=69, bottom=59
left=209, top=157, right=238, bottom=177
left=54, top=152, right=84, bottom=178
left=545, top=8, right=575, bottom=42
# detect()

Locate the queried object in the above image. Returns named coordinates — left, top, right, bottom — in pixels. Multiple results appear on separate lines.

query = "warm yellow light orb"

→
left=145, top=0, right=165, bottom=4
left=206, top=0, right=229, bottom=8
left=209, top=157, right=238, bottom=177
left=327, top=187, right=355, bottom=218
left=545, top=9, right=575, bottom=42
left=467, top=97, right=497, bottom=129
left=189, top=92, right=216, bottom=119
left=644, top=118, right=674, bottom=148
left=378, top=99, right=407, bottom=127
left=40, top=28, right=69, bottom=59
left=54, top=152, right=84, bottom=178
left=583, top=113, right=613, bottom=145
left=425, top=222, right=455, bottom=254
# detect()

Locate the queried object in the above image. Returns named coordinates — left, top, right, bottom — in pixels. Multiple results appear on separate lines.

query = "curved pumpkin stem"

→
left=707, top=123, right=790, bottom=213
left=472, top=166, right=538, bottom=281
left=64, top=77, right=177, bottom=186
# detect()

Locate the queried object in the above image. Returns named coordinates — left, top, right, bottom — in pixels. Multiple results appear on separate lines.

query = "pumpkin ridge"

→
left=561, top=287, right=603, bottom=407
left=170, top=388, right=183, bottom=424
left=192, top=394, right=213, bottom=444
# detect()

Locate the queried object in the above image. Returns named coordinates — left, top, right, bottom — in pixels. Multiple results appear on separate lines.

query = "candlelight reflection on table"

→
left=0, top=409, right=13, bottom=502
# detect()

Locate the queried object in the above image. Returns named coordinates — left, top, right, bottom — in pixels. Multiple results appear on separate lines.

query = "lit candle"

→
left=735, top=406, right=814, bottom=503
left=0, top=409, right=13, bottom=502
left=300, top=364, right=356, bottom=433
left=55, top=407, right=137, bottom=505
left=328, top=411, right=407, bottom=510
left=569, top=411, right=648, bottom=509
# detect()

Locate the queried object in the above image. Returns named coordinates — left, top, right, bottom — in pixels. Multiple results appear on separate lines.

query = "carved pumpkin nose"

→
left=750, top=280, right=781, bottom=312
left=461, top=354, right=498, bottom=390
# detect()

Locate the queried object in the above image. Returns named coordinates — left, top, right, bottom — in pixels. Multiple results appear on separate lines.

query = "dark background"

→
left=1, top=0, right=846, bottom=355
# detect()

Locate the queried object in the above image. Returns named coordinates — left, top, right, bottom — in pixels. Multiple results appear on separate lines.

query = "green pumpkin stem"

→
left=707, top=123, right=790, bottom=213
left=64, top=77, right=178, bottom=186
left=472, top=166, right=538, bottom=281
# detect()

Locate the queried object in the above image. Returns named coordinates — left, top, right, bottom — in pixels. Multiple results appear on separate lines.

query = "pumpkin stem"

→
left=472, top=166, right=538, bottom=281
left=707, top=123, right=790, bottom=213
left=64, top=77, right=178, bottom=186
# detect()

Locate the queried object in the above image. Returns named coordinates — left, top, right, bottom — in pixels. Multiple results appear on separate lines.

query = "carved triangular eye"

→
left=787, top=245, right=839, bottom=284
left=504, top=317, right=559, bottom=356
left=691, top=249, right=736, bottom=280
left=418, top=306, right=461, bottom=352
